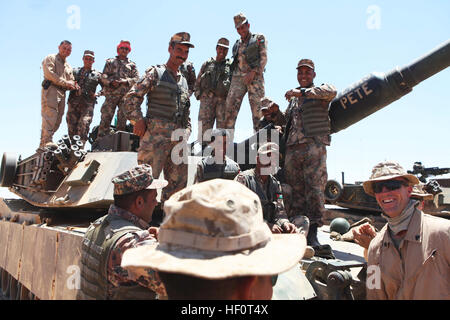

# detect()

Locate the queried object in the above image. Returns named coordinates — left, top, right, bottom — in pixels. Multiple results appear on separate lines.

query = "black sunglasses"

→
left=373, top=180, right=408, bottom=194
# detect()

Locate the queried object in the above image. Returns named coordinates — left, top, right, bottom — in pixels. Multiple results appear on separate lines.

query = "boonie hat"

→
left=121, top=179, right=306, bottom=279
left=217, top=37, right=230, bottom=48
left=297, top=59, right=315, bottom=70
left=363, top=161, right=419, bottom=196
left=234, top=13, right=248, bottom=28
left=170, top=32, right=195, bottom=48
left=411, top=184, right=434, bottom=200
left=112, top=164, right=168, bottom=196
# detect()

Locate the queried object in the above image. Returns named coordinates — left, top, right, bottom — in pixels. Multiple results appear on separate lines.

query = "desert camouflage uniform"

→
left=235, top=168, right=290, bottom=228
left=66, top=67, right=102, bottom=141
left=194, top=58, right=232, bottom=141
left=122, top=65, right=191, bottom=203
left=106, top=205, right=167, bottom=299
left=40, top=53, right=74, bottom=148
left=179, top=61, right=196, bottom=97
left=97, top=57, right=139, bottom=137
left=225, top=32, right=267, bottom=132
left=284, top=84, right=337, bottom=226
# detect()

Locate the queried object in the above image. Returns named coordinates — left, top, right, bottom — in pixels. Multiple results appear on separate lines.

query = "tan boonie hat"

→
left=83, top=50, right=95, bottom=58
left=217, top=37, right=230, bottom=48
left=260, top=97, right=279, bottom=111
left=112, top=164, right=168, bottom=196
left=363, top=161, right=419, bottom=196
left=170, top=32, right=195, bottom=48
left=234, top=13, right=248, bottom=28
left=297, top=59, right=315, bottom=70
left=121, top=179, right=306, bottom=279
left=411, top=184, right=434, bottom=200
left=258, top=142, right=280, bottom=156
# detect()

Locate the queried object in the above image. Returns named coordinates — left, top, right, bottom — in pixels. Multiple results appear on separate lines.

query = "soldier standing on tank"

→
left=66, top=50, right=103, bottom=143
left=194, top=38, right=232, bottom=145
left=179, top=61, right=196, bottom=97
left=283, top=59, right=337, bottom=247
left=78, top=164, right=168, bottom=300
left=97, top=40, right=139, bottom=138
left=122, top=32, right=194, bottom=205
left=39, top=40, right=79, bottom=149
left=193, top=129, right=240, bottom=183
left=224, top=13, right=267, bottom=134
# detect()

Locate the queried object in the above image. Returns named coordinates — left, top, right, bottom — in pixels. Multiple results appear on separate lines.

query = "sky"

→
left=0, top=0, right=449, bottom=199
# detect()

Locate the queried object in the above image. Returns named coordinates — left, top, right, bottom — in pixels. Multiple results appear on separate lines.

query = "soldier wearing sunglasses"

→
left=356, top=161, right=450, bottom=300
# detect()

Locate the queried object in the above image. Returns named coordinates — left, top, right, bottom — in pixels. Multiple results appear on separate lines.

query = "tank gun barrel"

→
left=330, top=40, right=450, bottom=134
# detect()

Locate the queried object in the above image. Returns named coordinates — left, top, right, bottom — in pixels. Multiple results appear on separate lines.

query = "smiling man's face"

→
left=374, top=178, right=412, bottom=218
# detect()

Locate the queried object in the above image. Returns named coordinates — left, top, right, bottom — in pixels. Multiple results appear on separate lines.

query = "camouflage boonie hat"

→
left=112, top=164, right=168, bottom=196
left=363, top=161, right=419, bottom=196
left=258, top=142, right=280, bottom=156
left=121, top=179, right=306, bottom=279
left=83, top=50, right=95, bottom=58
left=234, top=13, right=248, bottom=28
left=411, top=184, right=434, bottom=200
left=260, top=97, right=279, bottom=111
left=217, top=37, right=230, bottom=48
left=170, top=32, right=195, bottom=48
left=297, top=59, right=315, bottom=70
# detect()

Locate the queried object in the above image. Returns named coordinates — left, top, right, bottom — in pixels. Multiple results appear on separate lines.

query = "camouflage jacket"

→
left=68, top=67, right=102, bottom=102
left=234, top=168, right=289, bottom=227
left=179, top=61, right=196, bottom=96
left=106, top=205, right=166, bottom=299
left=233, top=32, right=267, bottom=76
left=285, top=83, right=337, bottom=146
left=101, top=56, right=139, bottom=96
left=122, top=65, right=192, bottom=131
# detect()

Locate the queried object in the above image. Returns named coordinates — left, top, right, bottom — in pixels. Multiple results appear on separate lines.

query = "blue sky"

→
left=0, top=0, right=449, bottom=198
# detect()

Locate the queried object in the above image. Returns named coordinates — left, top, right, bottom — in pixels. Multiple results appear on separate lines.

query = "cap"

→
left=112, top=164, right=168, bottom=196
left=117, top=40, right=131, bottom=52
left=260, top=97, right=279, bottom=111
left=170, top=32, right=195, bottom=48
left=411, top=184, right=434, bottom=200
left=83, top=50, right=95, bottom=58
left=257, top=142, right=280, bottom=156
left=217, top=38, right=230, bottom=49
left=363, top=161, right=420, bottom=196
left=234, top=13, right=248, bottom=28
left=121, top=179, right=306, bottom=279
left=296, top=59, right=315, bottom=70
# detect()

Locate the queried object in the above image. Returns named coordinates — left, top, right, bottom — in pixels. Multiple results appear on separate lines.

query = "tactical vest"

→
left=199, top=58, right=232, bottom=97
left=241, top=171, right=280, bottom=223
left=70, top=67, right=101, bottom=101
left=201, top=156, right=240, bottom=181
left=79, top=213, right=157, bottom=300
left=300, top=98, right=331, bottom=137
left=146, top=65, right=190, bottom=128
left=232, top=33, right=262, bottom=69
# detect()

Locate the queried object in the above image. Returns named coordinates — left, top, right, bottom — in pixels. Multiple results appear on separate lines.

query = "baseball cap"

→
left=170, top=32, right=195, bottom=48
left=234, top=13, right=248, bottom=28
left=296, top=59, right=315, bottom=70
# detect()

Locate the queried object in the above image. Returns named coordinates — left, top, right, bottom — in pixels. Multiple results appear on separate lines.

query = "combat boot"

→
left=306, top=223, right=321, bottom=247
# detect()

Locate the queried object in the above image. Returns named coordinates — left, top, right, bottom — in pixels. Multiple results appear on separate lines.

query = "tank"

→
left=1, top=39, right=449, bottom=300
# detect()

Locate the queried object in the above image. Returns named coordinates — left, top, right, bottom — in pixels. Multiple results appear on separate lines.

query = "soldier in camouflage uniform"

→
left=121, top=179, right=306, bottom=300
left=39, top=40, right=78, bottom=149
left=284, top=59, right=337, bottom=247
left=194, top=38, right=232, bottom=143
left=179, top=61, right=196, bottom=97
left=79, top=164, right=168, bottom=300
left=193, top=129, right=240, bottom=183
left=235, top=143, right=298, bottom=234
left=225, top=13, right=268, bottom=133
left=97, top=40, right=139, bottom=138
left=122, top=33, right=194, bottom=204
left=66, top=50, right=103, bottom=143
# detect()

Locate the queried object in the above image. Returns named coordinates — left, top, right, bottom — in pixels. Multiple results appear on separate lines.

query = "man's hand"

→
left=352, top=223, right=377, bottom=250
left=268, top=223, right=283, bottom=234
left=66, top=80, right=77, bottom=91
left=133, top=118, right=147, bottom=138
left=282, top=222, right=297, bottom=234
left=243, top=70, right=256, bottom=85
left=285, top=89, right=302, bottom=101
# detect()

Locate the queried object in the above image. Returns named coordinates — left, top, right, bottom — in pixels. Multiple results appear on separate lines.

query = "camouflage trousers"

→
left=281, top=183, right=310, bottom=235
left=197, top=93, right=227, bottom=142
left=66, top=96, right=95, bottom=142
left=137, top=118, right=189, bottom=204
left=40, top=87, right=66, bottom=148
left=97, top=94, right=127, bottom=137
left=224, top=74, right=265, bottom=132
left=284, top=142, right=328, bottom=227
